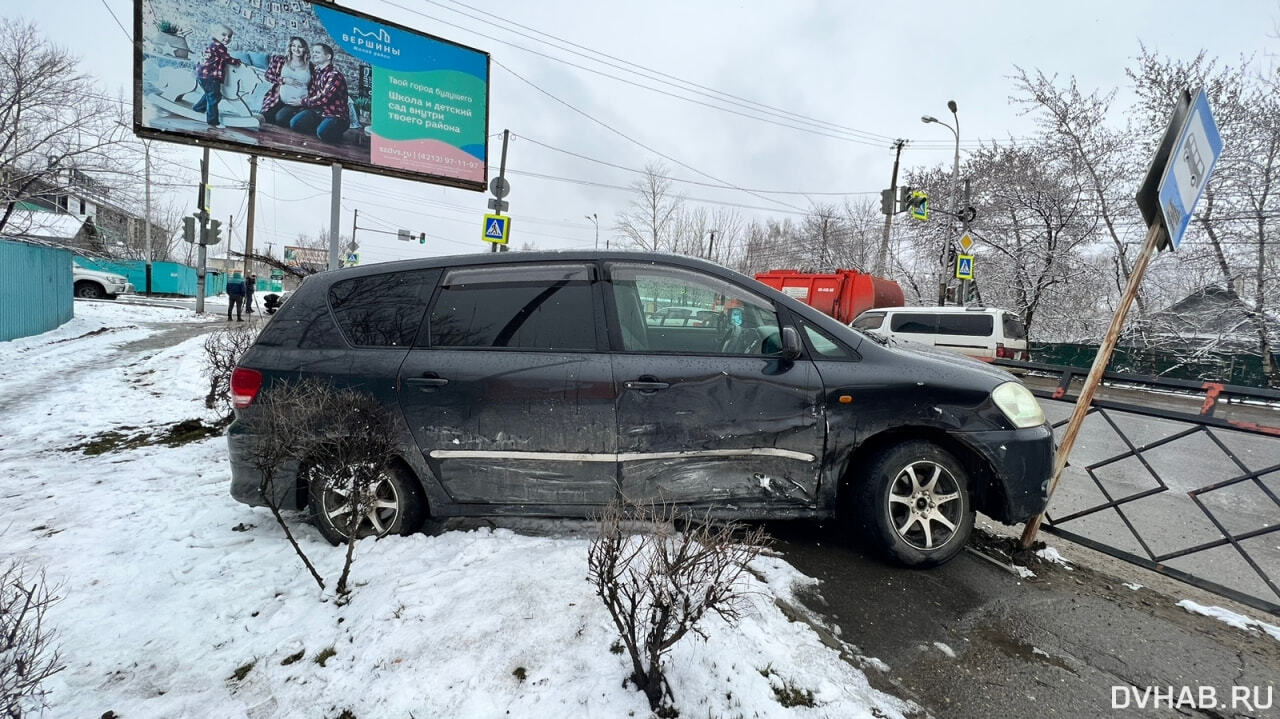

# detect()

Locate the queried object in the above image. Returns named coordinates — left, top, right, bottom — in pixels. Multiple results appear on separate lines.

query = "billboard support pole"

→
left=329, top=163, right=342, bottom=271
left=144, top=141, right=152, bottom=296
left=195, top=146, right=210, bottom=315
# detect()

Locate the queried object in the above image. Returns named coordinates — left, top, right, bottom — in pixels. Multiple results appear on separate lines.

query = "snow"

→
left=931, top=642, right=956, bottom=658
left=1177, top=600, right=1280, bottom=643
left=1013, top=565, right=1037, bottom=579
left=1035, top=547, right=1073, bottom=569
left=1123, top=582, right=1143, bottom=591
left=0, top=302, right=912, bottom=718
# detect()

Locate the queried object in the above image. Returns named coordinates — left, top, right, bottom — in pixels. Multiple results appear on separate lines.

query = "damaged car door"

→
left=397, top=262, right=618, bottom=512
left=605, top=261, right=826, bottom=513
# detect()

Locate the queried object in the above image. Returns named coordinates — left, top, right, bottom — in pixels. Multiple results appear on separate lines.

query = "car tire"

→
left=306, top=461, right=427, bottom=546
left=74, top=281, right=105, bottom=300
left=855, top=440, right=974, bottom=567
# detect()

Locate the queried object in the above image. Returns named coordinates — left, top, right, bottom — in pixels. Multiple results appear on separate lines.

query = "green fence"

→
left=0, top=239, right=73, bottom=342
left=1033, top=342, right=1280, bottom=388
left=73, top=258, right=226, bottom=297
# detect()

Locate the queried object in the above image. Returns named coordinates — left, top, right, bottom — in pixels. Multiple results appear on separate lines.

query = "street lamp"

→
left=585, top=213, right=599, bottom=250
left=922, top=100, right=960, bottom=304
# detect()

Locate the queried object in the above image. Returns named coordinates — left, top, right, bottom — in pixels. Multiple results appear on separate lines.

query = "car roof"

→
left=869, top=306, right=1009, bottom=315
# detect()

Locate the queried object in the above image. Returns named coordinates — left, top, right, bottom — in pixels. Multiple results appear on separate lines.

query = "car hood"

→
left=863, top=335, right=1018, bottom=389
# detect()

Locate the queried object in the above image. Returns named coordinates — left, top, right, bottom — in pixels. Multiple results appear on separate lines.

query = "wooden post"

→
left=1019, top=220, right=1166, bottom=548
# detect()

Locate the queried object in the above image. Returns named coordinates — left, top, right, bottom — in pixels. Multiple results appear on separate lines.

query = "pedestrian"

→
left=226, top=271, right=246, bottom=321
left=245, top=273, right=257, bottom=314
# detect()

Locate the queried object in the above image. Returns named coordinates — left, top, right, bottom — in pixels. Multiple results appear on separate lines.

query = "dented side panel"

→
left=612, top=354, right=826, bottom=511
left=397, top=349, right=619, bottom=510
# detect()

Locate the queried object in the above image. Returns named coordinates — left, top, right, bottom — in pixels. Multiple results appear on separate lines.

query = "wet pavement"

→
left=772, top=522, right=1280, bottom=718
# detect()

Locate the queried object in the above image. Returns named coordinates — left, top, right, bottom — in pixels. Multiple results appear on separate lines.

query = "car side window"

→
left=851, top=312, right=885, bottom=330
left=426, top=264, right=597, bottom=351
left=328, top=269, right=437, bottom=347
left=936, top=314, right=993, bottom=337
left=889, top=313, right=938, bottom=334
left=607, top=262, right=780, bottom=355
left=802, top=323, right=858, bottom=360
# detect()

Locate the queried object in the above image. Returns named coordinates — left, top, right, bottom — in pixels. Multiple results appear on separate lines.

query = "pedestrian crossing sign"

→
left=483, top=214, right=510, bottom=245
left=956, top=254, right=974, bottom=281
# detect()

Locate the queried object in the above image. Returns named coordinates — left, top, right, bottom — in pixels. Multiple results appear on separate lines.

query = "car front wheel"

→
left=75, top=281, right=105, bottom=300
left=856, top=440, right=974, bottom=567
left=306, top=461, right=426, bottom=545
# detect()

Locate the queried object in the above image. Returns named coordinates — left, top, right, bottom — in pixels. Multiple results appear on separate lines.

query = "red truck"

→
left=754, top=268, right=904, bottom=324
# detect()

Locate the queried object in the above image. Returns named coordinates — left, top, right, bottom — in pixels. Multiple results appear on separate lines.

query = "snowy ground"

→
left=0, top=302, right=912, bottom=718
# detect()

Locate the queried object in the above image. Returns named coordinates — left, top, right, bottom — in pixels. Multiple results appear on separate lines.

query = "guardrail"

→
left=995, top=359, right=1280, bottom=617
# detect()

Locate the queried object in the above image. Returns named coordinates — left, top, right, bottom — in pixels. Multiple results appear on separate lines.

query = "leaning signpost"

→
left=1019, top=88, right=1223, bottom=549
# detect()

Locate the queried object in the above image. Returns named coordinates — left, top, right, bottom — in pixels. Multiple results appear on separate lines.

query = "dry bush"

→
left=1, top=561, right=63, bottom=717
left=202, top=325, right=258, bottom=420
left=587, top=499, right=769, bottom=715
left=300, top=389, right=397, bottom=596
left=237, top=381, right=398, bottom=597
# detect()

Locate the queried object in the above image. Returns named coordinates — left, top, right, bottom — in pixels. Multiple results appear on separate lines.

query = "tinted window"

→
left=890, top=313, right=938, bottom=334
left=428, top=264, right=597, bottom=351
left=936, top=314, right=993, bottom=337
left=254, top=280, right=347, bottom=349
left=329, top=270, right=437, bottom=347
left=1002, top=313, right=1027, bottom=340
left=851, top=312, right=884, bottom=330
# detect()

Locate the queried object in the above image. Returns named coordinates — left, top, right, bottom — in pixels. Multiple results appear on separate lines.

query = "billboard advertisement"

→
left=133, top=0, right=489, bottom=191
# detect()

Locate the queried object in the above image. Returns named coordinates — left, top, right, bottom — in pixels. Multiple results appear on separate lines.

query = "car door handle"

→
left=624, top=380, right=670, bottom=392
left=406, top=374, right=449, bottom=389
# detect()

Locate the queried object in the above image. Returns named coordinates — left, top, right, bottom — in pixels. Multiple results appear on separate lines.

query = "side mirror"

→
left=780, top=326, right=802, bottom=360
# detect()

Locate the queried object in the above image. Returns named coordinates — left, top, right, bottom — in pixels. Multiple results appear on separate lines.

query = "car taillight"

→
left=996, top=343, right=1014, bottom=359
left=230, top=367, right=263, bottom=409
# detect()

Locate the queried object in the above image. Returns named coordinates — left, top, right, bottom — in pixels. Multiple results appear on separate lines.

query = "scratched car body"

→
left=227, top=251, right=1053, bottom=566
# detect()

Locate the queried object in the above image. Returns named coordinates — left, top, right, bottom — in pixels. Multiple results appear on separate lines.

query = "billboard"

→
left=133, top=0, right=489, bottom=191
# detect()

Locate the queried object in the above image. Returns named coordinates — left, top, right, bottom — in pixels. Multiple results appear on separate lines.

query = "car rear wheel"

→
left=75, top=281, right=105, bottom=300
left=306, top=461, right=426, bottom=545
left=856, top=440, right=974, bottom=567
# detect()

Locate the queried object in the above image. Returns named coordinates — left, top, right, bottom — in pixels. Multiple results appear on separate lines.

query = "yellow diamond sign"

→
left=959, top=233, right=974, bottom=252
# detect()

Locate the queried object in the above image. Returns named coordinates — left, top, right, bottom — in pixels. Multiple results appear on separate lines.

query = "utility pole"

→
left=143, top=141, right=152, bottom=296
left=875, top=139, right=907, bottom=276
left=329, top=163, right=342, bottom=271
left=244, top=155, right=257, bottom=276
left=350, top=208, right=358, bottom=252
left=491, top=129, right=510, bottom=253
left=195, top=147, right=210, bottom=315
left=960, top=179, right=972, bottom=306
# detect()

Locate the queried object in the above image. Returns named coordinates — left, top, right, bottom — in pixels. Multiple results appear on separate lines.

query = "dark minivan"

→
left=228, top=251, right=1053, bottom=566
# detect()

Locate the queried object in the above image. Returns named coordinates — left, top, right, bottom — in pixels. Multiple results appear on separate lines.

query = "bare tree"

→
left=587, top=499, right=768, bottom=714
left=0, top=18, right=134, bottom=236
left=1, top=561, right=63, bottom=718
left=615, top=162, right=683, bottom=251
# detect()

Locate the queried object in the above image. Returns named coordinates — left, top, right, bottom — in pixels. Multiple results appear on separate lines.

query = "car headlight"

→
left=991, top=381, right=1045, bottom=429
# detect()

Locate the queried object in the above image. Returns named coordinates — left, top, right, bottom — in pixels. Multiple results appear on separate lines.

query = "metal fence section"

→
left=73, top=258, right=227, bottom=297
left=0, top=238, right=73, bottom=342
left=995, top=359, right=1280, bottom=617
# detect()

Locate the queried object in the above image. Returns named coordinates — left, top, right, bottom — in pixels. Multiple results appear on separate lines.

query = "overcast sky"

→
left=6, top=0, right=1277, bottom=264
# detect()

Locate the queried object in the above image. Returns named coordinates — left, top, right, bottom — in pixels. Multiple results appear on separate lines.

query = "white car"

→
left=74, top=264, right=134, bottom=300
left=850, top=306, right=1030, bottom=361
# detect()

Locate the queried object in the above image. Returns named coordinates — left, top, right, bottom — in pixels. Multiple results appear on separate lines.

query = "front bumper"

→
left=227, top=423, right=302, bottom=509
left=111, top=282, right=134, bottom=295
left=956, top=423, right=1054, bottom=523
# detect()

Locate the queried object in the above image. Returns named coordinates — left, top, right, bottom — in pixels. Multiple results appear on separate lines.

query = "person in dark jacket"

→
left=245, top=273, right=257, bottom=314
left=226, top=271, right=246, bottom=321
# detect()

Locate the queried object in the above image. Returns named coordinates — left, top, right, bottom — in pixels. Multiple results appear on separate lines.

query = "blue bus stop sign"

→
left=1157, top=90, right=1223, bottom=250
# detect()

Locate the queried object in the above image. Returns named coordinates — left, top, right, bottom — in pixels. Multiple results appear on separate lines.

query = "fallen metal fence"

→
left=994, top=359, right=1280, bottom=617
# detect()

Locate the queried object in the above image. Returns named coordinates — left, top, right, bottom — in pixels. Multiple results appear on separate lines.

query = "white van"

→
left=850, top=306, right=1029, bottom=361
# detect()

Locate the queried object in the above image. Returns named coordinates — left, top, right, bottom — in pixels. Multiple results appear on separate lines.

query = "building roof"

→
left=2, top=209, right=88, bottom=241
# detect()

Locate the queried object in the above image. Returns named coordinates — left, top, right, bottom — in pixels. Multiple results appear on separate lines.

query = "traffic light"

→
left=182, top=216, right=196, bottom=243
left=205, top=219, right=223, bottom=245
left=880, top=189, right=894, bottom=216
left=419, top=232, right=426, bottom=244
left=898, top=186, right=914, bottom=208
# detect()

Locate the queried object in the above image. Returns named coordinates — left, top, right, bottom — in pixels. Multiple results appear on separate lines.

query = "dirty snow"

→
left=1123, top=582, right=1143, bottom=591
left=1013, top=565, right=1037, bottom=579
left=0, top=302, right=913, bottom=718
left=932, top=642, right=956, bottom=658
left=1035, top=547, right=1073, bottom=569
left=1177, top=600, right=1280, bottom=643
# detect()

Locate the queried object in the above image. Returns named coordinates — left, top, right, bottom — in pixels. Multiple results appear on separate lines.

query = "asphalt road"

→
left=772, top=522, right=1280, bottom=719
